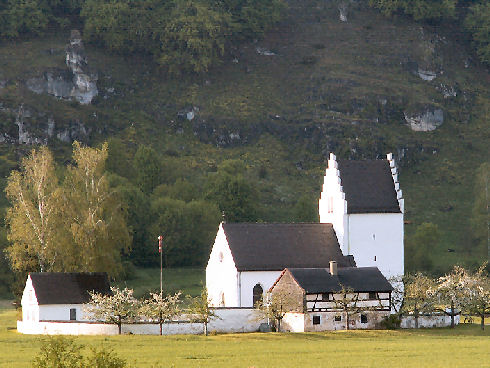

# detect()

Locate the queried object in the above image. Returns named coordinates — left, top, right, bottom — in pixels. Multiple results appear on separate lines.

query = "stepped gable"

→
left=286, top=267, right=393, bottom=294
left=29, top=272, right=111, bottom=305
left=222, top=223, right=355, bottom=271
left=337, top=159, right=400, bottom=214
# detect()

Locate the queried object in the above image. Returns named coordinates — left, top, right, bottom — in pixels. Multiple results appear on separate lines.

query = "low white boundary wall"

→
left=17, top=308, right=265, bottom=335
left=400, top=315, right=460, bottom=329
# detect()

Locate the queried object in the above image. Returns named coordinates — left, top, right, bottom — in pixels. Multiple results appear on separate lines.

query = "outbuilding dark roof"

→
left=222, top=223, right=355, bottom=271
left=286, top=267, right=393, bottom=293
left=29, top=272, right=111, bottom=305
left=337, top=159, right=400, bottom=214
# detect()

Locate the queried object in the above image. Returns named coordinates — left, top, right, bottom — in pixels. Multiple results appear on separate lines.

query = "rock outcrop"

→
left=404, top=105, right=444, bottom=131
left=26, top=30, right=98, bottom=104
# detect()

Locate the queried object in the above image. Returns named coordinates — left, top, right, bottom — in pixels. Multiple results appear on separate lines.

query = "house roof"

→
left=337, top=159, right=400, bottom=214
left=222, top=223, right=355, bottom=271
left=285, top=267, right=393, bottom=293
left=29, top=272, right=111, bottom=305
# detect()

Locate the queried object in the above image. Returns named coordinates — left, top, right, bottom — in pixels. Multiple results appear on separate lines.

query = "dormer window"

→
left=218, top=252, right=224, bottom=263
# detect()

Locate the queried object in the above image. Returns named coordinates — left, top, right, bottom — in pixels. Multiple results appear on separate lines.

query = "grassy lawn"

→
left=114, top=267, right=205, bottom=299
left=1, top=306, right=488, bottom=368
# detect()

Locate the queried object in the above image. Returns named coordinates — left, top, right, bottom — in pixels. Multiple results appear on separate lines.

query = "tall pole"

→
left=158, top=235, right=163, bottom=298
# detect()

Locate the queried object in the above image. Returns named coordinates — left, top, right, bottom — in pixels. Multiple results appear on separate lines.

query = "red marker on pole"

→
left=158, top=235, right=163, bottom=297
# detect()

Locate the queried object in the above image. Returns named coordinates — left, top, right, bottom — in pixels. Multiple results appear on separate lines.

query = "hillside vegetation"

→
left=0, top=0, right=488, bottom=296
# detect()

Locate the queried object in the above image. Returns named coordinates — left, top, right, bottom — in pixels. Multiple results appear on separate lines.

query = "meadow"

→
left=1, top=305, right=489, bottom=368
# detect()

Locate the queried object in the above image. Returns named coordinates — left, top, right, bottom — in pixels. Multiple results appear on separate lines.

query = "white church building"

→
left=207, top=153, right=404, bottom=308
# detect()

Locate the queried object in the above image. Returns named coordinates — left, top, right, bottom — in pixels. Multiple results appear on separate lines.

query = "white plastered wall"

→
left=319, top=153, right=404, bottom=282
left=206, top=224, right=239, bottom=307
left=39, top=304, right=89, bottom=321
left=21, top=275, right=39, bottom=323
left=239, top=271, right=282, bottom=308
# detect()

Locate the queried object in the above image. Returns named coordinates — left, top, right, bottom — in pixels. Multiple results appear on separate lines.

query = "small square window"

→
left=322, top=293, right=330, bottom=301
left=369, top=292, right=377, bottom=300
left=361, top=314, right=368, bottom=324
left=70, top=308, right=77, bottom=321
left=313, top=315, right=321, bottom=325
left=334, top=315, right=342, bottom=322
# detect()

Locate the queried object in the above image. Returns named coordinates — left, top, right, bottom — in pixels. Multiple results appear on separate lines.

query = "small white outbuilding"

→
left=21, top=272, right=111, bottom=323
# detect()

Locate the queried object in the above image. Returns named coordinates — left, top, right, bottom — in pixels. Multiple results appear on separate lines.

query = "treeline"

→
left=0, top=0, right=285, bottom=73
left=368, top=0, right=490, bottom=65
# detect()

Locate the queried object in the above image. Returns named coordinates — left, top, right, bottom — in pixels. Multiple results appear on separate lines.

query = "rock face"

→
left=404, top=106, right=444, bottom=131
left=26, top=30, right=98, bottom=104
left=338, top=2, right=348, bottom=22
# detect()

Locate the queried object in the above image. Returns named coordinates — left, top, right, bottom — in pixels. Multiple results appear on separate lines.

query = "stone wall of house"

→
left=269, top=270, right=305, bottom=312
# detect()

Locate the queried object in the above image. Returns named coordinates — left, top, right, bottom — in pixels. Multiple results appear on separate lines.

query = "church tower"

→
left=319, top=153, right=404, bottom=281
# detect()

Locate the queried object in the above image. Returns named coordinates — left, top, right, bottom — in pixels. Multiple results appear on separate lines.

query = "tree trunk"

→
left=345, top=311, right=349, bottom=331
left=415, top=308, right=419, bottom=329
left=160, top=311, right=163, bottom=335
left=204, top=322, right=208, bottom=336
left=118, top=315, right=122, bottom=335
left=481, top=313, right=485, bottom=331
left=450, top=301, right=454, bottom=328
left=277, top=318, right=281, bottom=332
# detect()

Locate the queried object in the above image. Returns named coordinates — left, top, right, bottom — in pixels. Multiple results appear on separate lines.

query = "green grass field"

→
left=1, top=306, right=489, bottom=368
left=114, top=267, right=205, bottom=299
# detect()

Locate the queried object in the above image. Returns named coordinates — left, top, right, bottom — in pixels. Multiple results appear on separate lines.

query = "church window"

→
left=327, top=197, right=334, bottom=213
left=369, top=292, right=377, bottom=300
left=313, top=315, right=321, bottom=325
left=361, top=314, right=368, bottom=323
left=334, top=315, right=342, bottom=322
left=70, top=308, right=77, bottom=321
left=322, top=293, right=331, bottom=301
left=253, top=284, right=263, bottom=307
left=219, top=292, right=225, bottom=307
left=218, top=252, right=224, bottom=262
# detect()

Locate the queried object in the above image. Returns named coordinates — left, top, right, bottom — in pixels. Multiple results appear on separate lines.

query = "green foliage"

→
left=205, top=159, right=259, bottom=222
left=159, top=0, right=232, bottom=74
left=466, top=3, right=490, bottom=69
left=380, top=314, right=401, bottom=329
left=32, top=336, right=128, bottom=368
left=148, top=197, right=220, bottom=266
left=62, top=142, right=132, bottom=277
left=470, top=162, right=489, bottom=258
left=32, top=336, right=83, bottom=368
left=406, top=222, right=440, bottom=272
left=185, top=287, right=219, bottom=335
left=369, top=0, right=457, bottom=21
left=134, top=145, right=162, bottom=194
left=0, top=0, right=49, bottom=38
left=5, top=143, right=131, bottom=278
left=401, top=272, right=436, bottom=328
left=293, top=194, right=318, bottom=222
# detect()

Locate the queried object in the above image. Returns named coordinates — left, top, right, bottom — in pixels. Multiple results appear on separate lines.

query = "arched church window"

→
left=219, top=292, right=225, bottom=307
left=253, top=284, right=263, bottom=307
left=327, top=197, right=334, bottom=213
left=218, top=252, right=224, bottom=262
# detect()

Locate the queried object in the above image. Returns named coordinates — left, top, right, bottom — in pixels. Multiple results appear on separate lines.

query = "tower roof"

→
left=337, top=159, right=400, bottom=214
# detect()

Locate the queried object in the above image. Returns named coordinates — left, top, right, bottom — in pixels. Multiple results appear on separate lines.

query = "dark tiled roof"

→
left=30, top=272, right=111, bottom=305
left=223, top=223, right=355, bottom=271
left=337, top=159, right=400, bottom=214
left=287, top=267, right=393, bottom=293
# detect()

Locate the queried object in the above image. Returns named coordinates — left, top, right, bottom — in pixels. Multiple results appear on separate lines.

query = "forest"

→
left=0, top=0, right=488, bottom=298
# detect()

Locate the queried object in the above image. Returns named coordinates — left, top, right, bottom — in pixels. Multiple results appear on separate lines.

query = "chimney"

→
left=329, top=261, right=337, bottom=276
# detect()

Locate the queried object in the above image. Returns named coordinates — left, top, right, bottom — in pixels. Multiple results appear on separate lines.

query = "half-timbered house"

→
left=270, top=261, right=393, bottom=331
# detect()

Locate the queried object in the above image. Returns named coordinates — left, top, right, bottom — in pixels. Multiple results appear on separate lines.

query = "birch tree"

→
left=140, top=292, right=181, bottom=335
left=84, top=287, right=139, bottom=335
left=63, top=142, right=131, bottom=277
left=5, top=147, right=66, bottom=272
